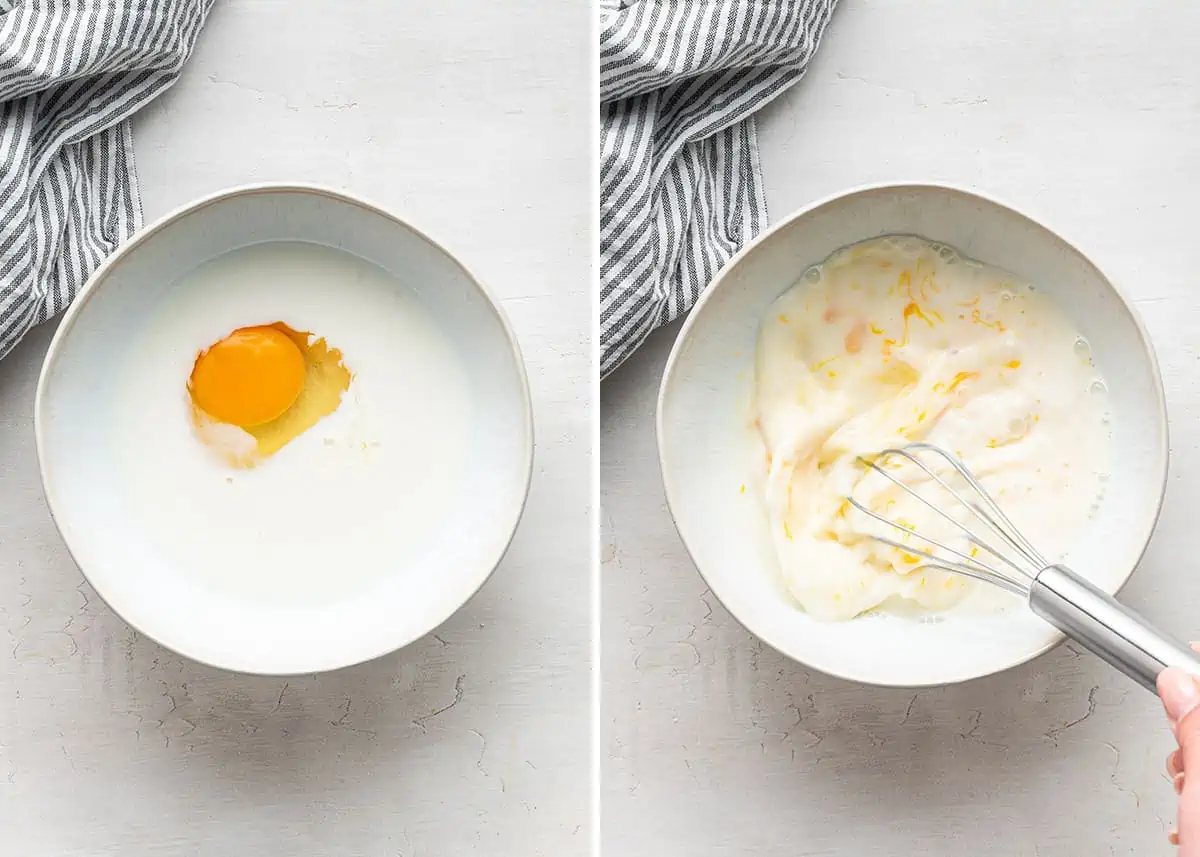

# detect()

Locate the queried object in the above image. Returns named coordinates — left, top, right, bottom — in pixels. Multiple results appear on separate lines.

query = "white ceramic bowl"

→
left=35, top=184, right=533, bottom=675
left=658, top=182, right=1168, bottom=687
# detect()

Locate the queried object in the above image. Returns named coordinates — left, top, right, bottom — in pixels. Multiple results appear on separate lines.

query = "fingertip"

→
left=1159, top=668, right=1200, bottom=723
left=1160, top=666, right=1182, bottom=696
left=1168, top=749, right=1183, bottom=778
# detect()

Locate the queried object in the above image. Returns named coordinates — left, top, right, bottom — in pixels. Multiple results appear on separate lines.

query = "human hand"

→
left=1158, top=647, right=1200, bottom=851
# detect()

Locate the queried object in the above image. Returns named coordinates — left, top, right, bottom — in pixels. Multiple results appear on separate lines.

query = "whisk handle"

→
left=1029, top=564, right=1200, bottom=694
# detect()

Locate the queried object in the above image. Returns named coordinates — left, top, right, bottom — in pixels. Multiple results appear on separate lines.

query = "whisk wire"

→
left=849, top=505, right=1028, bottom=596
left=907, top=443, right=1048, bottom=568
left=849, top=442, right=1050, bottom=593
left=851, top=453, right=1028, bottom=582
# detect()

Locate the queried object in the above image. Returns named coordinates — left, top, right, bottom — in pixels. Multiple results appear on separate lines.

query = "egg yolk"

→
left=189, top=326, right=306, bottom=427
left=188, top=322, right=353, bottom=469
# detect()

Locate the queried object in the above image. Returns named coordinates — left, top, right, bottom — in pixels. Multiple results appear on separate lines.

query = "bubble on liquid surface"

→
left=802, top=265, right=823, bottom=285
left=1090, top=378, right=1107, bottom=395
left=881, top=235, right=923, bottom=255
left=1074, top=337, right=1091, bottom=358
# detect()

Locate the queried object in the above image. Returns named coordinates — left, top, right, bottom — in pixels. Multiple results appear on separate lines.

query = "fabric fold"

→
left=0, top=0, right=213, bottom=362
left=599, top=0, right=838, bottom=378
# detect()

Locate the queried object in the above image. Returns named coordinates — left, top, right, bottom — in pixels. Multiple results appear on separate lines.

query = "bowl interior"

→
left=37, top=187, right=532, bottom=674
left=659, top=184, right=1167, bottom=687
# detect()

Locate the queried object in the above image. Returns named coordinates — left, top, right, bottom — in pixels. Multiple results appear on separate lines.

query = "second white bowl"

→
left=658, top=183, right=1168, bottom=687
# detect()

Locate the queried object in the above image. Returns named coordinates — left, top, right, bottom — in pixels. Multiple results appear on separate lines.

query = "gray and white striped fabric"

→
left=599, top=0, right=838, bottom=378
left=0, top=0, right=213, bottom=362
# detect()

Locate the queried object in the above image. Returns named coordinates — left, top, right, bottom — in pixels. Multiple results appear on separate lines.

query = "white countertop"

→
left=602, top=1, right=1200, bottom=854
left=0, top=1, right=590, bottom=854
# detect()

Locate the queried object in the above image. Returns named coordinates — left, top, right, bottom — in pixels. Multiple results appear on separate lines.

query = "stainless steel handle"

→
left=1029, top=564, right=1200, bottom=693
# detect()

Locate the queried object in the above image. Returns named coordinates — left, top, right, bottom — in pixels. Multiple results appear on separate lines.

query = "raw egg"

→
left=188, top=322, right=352, bottom=467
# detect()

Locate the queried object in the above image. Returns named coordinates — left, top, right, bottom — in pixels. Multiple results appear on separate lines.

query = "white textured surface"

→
left=602, top=1, right=1198, bottom=854
left=0, top=1, right=589, bottom=854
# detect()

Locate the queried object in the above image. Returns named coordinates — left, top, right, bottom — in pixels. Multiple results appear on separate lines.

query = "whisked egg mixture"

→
left=114, top=241, right=472, bottom=604
left=750, top=236, right=1111, bottom=621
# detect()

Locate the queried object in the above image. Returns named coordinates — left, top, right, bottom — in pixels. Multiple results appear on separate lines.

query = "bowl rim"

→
left=656, top=179, right=1170, bottom=688
left=33, top=181, right=535, bottom=676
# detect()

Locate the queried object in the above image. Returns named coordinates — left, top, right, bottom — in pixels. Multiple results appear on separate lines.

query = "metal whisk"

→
left=848, top=442, right=1199, bottom=692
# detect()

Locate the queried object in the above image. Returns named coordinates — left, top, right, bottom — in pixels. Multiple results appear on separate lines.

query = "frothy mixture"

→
left=752, top=236, right=1110, bottom=621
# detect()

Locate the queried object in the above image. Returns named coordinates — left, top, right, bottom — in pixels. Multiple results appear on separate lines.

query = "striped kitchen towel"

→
left=599, top=0, right=838, bottom=378
left=0, top=0, right=213, bottom=363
